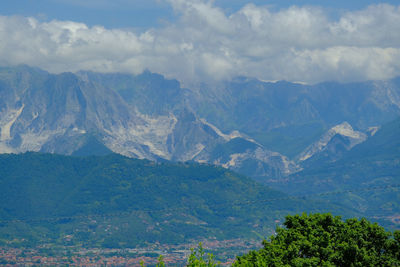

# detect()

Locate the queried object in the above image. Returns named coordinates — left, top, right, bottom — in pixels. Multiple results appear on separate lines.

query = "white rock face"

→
left=219, top=149, right=299, bottom=176
left=103, top=113, right=178, bottom=160
left=0, top=104, right=24, bottom=142
left=3, top=66, right=398, bottom=180
left=209, top=137, right=300, bottom=178
left=298, top=122, right=368, bottom=162
left=199, top=118, right=244, bottom=141
left=0, top=77, right=248, bottom=164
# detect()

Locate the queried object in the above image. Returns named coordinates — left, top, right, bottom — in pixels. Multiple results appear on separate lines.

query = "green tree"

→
left=234, top=213, right=400, bottom=266
left=156, top=255, right=166, bottom=267
left=187, top=243, right=220, bottom=267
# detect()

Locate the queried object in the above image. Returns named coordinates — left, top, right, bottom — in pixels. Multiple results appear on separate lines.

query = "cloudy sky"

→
left=1, top=0, right=400, bottom=85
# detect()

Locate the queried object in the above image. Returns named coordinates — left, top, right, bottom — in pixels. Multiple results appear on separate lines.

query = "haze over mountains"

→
left=0, top=65, right=399, bottom=180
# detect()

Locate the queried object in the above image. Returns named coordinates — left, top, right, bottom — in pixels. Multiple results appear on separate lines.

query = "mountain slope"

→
left=1, top=65, right=400, bottom=180
left=194, top=78, right=400, bottom=156
left=0, top=153, right=354, bottom=248
left=0, top=66, right=146, bottom=157
left=268, top=117, right=400, bottom=225
left=0, top=66, right=299, bottom=178
left=297, top=121, right=368, bottom=165
left=77, top=70, right=188, bottom=116
left=208, top=137, right=300, bottom=179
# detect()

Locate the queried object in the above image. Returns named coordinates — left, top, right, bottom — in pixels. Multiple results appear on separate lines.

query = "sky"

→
left=1, top=0, right=400, bottom=85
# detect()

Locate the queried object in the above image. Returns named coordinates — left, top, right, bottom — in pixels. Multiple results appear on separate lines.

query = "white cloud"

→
left=49, top=0, right=163, bottom=9
left=0, top=2, right=400, bottom=85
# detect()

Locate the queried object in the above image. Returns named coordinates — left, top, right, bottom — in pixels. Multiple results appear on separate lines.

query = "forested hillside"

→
left=270, top=117, right=400, bottom=228
left=0, top=152, right=354, bottom=248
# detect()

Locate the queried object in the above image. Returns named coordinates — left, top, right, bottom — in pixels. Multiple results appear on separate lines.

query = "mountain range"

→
left=270, top=117, right=400, bottom=229
left=0, top=65, right=399, bottom=248
left=1, top=65, right=399, bottom=180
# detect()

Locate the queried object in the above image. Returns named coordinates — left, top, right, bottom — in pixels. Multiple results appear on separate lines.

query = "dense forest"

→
left=0, top=153, right=353, bottom=249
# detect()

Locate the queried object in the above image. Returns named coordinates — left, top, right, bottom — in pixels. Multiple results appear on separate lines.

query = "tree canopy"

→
left=234, top=213, right=400, bottom=266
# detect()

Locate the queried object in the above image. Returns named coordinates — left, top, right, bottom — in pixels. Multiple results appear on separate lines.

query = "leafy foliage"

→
left=187, top=243, right=220, bottom=267
left=234, top=213, right=400, bottom=266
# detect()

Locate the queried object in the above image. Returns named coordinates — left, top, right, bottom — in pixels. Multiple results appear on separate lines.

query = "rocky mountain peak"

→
left=1, top=66, right=400, bottom=181
left=297, top=122, right=368, bottom=163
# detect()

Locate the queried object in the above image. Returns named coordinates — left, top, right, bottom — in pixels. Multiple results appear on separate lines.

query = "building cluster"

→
left=0, top=238, right=261, bottom=266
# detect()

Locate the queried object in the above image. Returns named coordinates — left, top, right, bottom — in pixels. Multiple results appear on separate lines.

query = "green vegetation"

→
left=0, top=152, right=350, bottom=248
left=187, top=243, right=219, bottom=267
left=139, top=243, right=220, bottom=267
left=278, top=117, right=400, bottom=228
left=234, top=213, right=400, bottom=266
left=118, top=215, right=400, bottom=266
